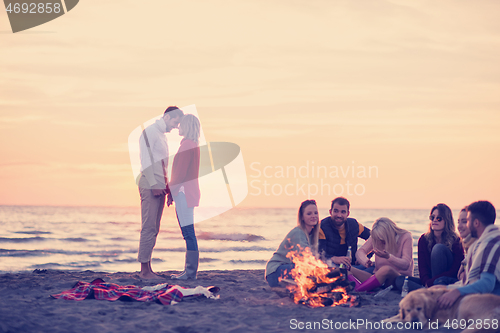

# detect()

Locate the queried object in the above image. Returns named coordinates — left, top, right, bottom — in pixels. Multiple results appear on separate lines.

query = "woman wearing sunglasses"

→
left=417, top=203, right=464, bottom=287
left=265, top=199, right=320, bottom=288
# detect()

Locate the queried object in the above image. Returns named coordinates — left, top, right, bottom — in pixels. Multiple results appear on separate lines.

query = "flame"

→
left=284, top=246, right=356, bottom=308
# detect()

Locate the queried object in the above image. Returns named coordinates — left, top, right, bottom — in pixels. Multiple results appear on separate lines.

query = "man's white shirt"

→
left=139, top=118, right=169, bottom=189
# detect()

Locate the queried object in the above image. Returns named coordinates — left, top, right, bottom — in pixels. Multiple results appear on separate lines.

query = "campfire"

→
left=283, top=247, right=359, bottom=308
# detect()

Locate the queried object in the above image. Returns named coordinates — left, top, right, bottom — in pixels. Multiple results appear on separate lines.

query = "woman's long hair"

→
left=180, top=114, right=200, bottom=144
left=297, top=199, right=320, bottom=255
left=371, top=217, right=410, bottom=255
left=425, top=203, right=459, bottom=251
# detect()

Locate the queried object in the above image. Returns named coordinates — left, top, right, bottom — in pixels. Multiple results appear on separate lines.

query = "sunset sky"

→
left=1, top=0, right=499, bottom=210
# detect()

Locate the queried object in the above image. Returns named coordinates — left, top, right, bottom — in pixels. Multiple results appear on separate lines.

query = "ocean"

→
left=0, top=205, right=479, bottom=274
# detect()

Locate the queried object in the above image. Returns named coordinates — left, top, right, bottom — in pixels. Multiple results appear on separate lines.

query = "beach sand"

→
left=0, top=269, right=460, bottom=333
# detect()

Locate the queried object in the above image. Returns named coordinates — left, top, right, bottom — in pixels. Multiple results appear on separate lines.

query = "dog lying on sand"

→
left=384, top=286, right=500, bottom=333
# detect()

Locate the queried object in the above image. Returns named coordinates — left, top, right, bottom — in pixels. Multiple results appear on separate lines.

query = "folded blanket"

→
left=51, top=278, right=220, bottom=305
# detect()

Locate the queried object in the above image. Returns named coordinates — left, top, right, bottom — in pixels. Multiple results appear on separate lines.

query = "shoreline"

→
left=0, top=269, right=458, bottom=333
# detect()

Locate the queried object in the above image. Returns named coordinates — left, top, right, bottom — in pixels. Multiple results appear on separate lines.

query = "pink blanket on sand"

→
left=51, top=278, right=219, bottom=305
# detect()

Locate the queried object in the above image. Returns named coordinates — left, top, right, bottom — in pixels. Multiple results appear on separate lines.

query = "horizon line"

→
left=0, top=203, right=471, bottom=211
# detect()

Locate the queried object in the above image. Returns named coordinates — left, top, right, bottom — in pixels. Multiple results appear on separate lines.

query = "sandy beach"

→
left=0, top=269, right=463, bottom=333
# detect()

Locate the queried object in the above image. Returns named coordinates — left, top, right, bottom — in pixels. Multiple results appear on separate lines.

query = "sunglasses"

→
left=429, top=215, right=443, bottom=222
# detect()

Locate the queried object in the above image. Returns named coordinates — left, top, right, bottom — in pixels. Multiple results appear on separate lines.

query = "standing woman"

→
left=265, top=200, right=320, bottom=287
left=170, top=114, right=201, bottom=280
left=417, top=203, right=464, bottom=287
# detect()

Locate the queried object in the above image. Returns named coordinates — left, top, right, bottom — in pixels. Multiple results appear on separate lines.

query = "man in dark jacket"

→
left=319, top=197, right=370, bottom=268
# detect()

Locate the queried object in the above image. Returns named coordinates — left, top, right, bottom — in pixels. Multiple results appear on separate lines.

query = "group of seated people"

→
left=265, top=196, right=500, bottom=309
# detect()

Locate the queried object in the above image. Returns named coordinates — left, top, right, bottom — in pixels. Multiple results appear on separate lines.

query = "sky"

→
left=1, top=0, right=500, bottom=210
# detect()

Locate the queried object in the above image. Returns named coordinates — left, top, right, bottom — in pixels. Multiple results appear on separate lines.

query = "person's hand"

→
left=167, top=193, right=173, bottom=207
left=332, top=256, right=351, bottom=270
left=373, top=249, right=390, bottom=259
left=152, top=189, right=166, bottom=197
left=363, top=260, right=374, bottom=268
left=437, top=289, right=461, bottom=309
left=324, top=258, right=334, bottom=268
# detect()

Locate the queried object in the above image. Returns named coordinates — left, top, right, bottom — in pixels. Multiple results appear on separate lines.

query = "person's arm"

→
left=387, top=233, right=413, bottom=271
left=457, top=264, right=465, bottom=281
left=169, top=142, right=198, bottom=204
left=427, top=239, right=465, bottom=285
left=140, top=131, right=159, bottom=188
left=170, top=141, right=195, bottom=188
left=143, top=144, right=168, bottom=194
left=142, top=167, right=158, bottom=188
left=418, top=235, right=432, bottom=287
left=438, top=272, right=497, bottom=309
left=318, top=228, right=327, bottom=257
left=457, top=272, right=497, bottom=295
left=358, top=222, right=370, bottom=240
left=165, top=180, right=172, bottom=206
left=287, top=228, right=311, bottom=253
left=356, top=236, right=373, bottom=267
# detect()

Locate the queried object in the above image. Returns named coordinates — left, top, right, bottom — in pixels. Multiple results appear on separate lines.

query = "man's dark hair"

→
left=467, top=200, right=496, bottom=226
left=164, top=106, right=184, bottom=119
left=331, top=197, right=350, bottom=211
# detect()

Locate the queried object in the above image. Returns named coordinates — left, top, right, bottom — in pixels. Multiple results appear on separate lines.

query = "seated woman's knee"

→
left=377, top=265, right=398, bottom=275
left=431, top=243, right=452, bottom=261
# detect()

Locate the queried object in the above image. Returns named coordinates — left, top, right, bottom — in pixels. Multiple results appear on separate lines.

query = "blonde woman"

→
left=265, top=199, right=320, bottom=287
left=169, top=114, right=201, bottom=279
left=349, top=217, right=413, bottom=292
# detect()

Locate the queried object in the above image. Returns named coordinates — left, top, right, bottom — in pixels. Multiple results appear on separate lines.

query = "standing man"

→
left=319, top=197, right=370, bottom=269
left=437, top=200, right=500, bottom=308
left=137, top=106, right=184, bottom=279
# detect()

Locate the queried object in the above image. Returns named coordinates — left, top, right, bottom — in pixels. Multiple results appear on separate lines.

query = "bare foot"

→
left=152, top=271, right=166, bottom=278
left=139, top=272, right=164, bottom=280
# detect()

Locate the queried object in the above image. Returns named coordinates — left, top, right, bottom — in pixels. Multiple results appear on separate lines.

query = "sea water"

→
left=0, top=205, right=481, bottom=273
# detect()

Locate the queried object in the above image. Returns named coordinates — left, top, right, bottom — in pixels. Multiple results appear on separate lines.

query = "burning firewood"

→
left=326, top=268, right=341, bottom=279
left=284, top=247, right=359, bottom=308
